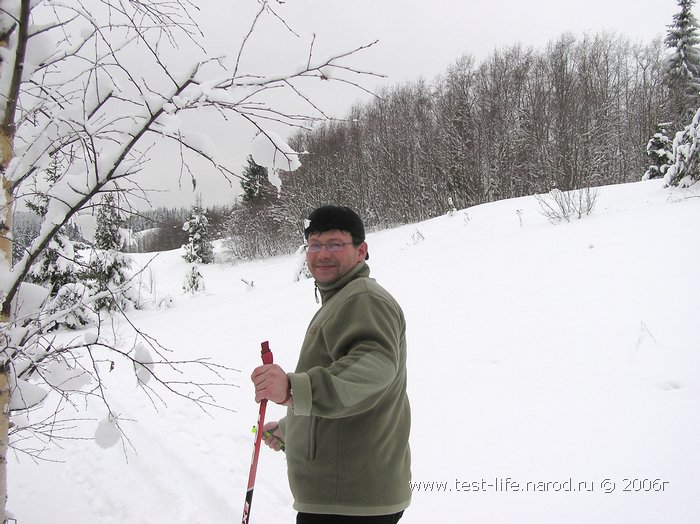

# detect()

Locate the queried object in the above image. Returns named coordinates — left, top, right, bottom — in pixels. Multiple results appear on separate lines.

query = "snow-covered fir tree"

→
left=643, top=123, right=675, bottom=180
left=46, top=283, right=98, bottom=330
left=664, top=106, right=700, bottom=186
left=182, top=197, right=214, bottom=264
left=94, top=193, right=125, bottom=251
left=89, top=193, right=132, bottom=310
left=664, top=0, right=700, bottom=128
left=28, top=234, right=80, bottom=295
left=25, top=158, right=82, bottom=295
left=240, top=155, right=271, bottom=202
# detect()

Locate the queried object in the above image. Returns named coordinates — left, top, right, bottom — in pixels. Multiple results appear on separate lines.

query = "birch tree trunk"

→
left=0, top=2, right=20, bottom=514
left=0, top=125, right=13, bottom=524
left=0, top=362, right=8, bottom=523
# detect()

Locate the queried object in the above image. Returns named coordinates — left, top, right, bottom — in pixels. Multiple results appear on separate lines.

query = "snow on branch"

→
left=0, top=0, right=379, bottom=460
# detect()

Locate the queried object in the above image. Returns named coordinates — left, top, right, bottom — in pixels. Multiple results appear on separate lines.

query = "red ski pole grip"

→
left=261, top=340, right=273, bottom=365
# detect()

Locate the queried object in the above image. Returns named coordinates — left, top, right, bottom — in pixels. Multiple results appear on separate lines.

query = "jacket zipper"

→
left=308, top=416, right=318, bottom=460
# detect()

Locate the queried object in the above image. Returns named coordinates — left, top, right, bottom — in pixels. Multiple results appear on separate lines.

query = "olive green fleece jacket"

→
left=279, top=262, right=411, bottom=516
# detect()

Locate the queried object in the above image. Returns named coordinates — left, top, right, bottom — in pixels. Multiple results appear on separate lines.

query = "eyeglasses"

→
left=305, top=241, right=354, bottom=254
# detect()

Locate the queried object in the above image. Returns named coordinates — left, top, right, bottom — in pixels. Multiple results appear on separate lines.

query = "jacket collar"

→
left=315, top=262, right=370, bottom=304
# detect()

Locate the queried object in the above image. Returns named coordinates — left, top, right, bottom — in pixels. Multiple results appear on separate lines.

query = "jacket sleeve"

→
left=288, top=289, right=404, bottom=419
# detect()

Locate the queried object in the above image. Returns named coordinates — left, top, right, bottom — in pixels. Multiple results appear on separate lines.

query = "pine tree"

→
left=28, top=234, right=79, bottom=295
left=664, top=106, right=700, bottom=186
left=664, top=0, right=700, bottom=128
left=25, top=157, right=82, bottom=295
left=240, top=155, right=271, bottom=202
left=182, top=196, right=214, bottom=264
left=89, top=193, right=132, bottom=310
left=642, top=123, right=675, bottom=180
left=95, top=193, right=125, bottom=251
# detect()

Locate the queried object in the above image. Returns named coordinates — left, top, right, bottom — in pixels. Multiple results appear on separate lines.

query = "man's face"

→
left=306, top=229, right=368, bottom=285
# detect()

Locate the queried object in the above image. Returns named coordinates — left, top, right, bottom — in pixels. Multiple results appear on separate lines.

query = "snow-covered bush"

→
left=409, top=229, right=426, bottom=245
left=223, top=207, right=297, bottom=261
left=292, top=244, right=312, bottom=282
left=447, top=197, right=457, bottom=216
left=130, top=266, right=160, bottom=310
left=535, top=186, right=598, bottom=223
left=183, top=265, right=205, bottom=293
left=664, top=106, right=700, bottom=187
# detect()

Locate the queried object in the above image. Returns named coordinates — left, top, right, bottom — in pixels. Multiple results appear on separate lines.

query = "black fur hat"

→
left=304, top=206, right=369, bottom=260
left=304, top=206, right=366, bottom=244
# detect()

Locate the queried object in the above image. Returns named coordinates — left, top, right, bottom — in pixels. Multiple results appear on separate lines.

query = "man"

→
left=251, top=205, right=411, bottom=524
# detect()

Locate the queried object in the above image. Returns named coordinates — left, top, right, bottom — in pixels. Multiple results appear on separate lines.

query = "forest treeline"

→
left=238, top=33, right=669, bottom=256
left=13, top=205, right=232, bottom=260
left=13, top=32, right=671, bottom=259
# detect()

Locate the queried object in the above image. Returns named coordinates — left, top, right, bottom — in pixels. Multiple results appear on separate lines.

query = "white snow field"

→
left=8, top=178, right=700, bottom=523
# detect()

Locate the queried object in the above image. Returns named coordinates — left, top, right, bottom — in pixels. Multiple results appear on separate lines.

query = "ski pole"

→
left=242, top=341, right=274, bottom=524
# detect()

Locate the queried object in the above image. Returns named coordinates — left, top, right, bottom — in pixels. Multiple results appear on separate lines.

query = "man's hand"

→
left=251, top=364, right=291, bottom=405
left=262, top=421, right=285, bottom=452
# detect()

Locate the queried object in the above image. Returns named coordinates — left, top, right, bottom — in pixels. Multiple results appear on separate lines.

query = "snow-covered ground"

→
left=8, top=179, right=700, bottom=523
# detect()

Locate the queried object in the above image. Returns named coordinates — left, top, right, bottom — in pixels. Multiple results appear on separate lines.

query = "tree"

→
left=664, top=0, right=700, bottom=128
left=643, top=123, right=675, bottom=179
left=0, top=1, right=377, bottom=517
left=664, top=106, right=700, bottom=186
left=223, top=154, right=293, bottom=261
left=272, top=32, right=663, bottom=240
left=240, top=155, right=272, bottom=202
left=89, top=193, right=132, bottom=310
left=24, top=156, right=82, bottom=295
left=27, top=233, right=80, bottom=295
left=182, top=196, right=214, bottom=264
left=94, top=194, right=125, bottom=252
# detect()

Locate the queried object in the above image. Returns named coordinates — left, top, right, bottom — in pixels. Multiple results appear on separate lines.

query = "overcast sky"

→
left=148, top=0, right=687, bottom=209
left=283, top=0, right=679, bottom=94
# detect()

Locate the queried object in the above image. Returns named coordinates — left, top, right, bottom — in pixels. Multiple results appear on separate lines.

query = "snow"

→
left=8, top=378, right=47, bottom=411
left=133, top=343, right=154, bottom=386
left=9, top=282, right=50, bottom=324
left=252, top=131, right=302, bottom=192
left=8, top=179, right=700, bottom=523
left=22, top=27, right=54, bottom=81
left=42, top=360, right=91, bottom=391
left=94, top=417, right=122, bottom=450
left=84, top=330, right=99, bottom=345
left=73, top=213, right=97, bottom=243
